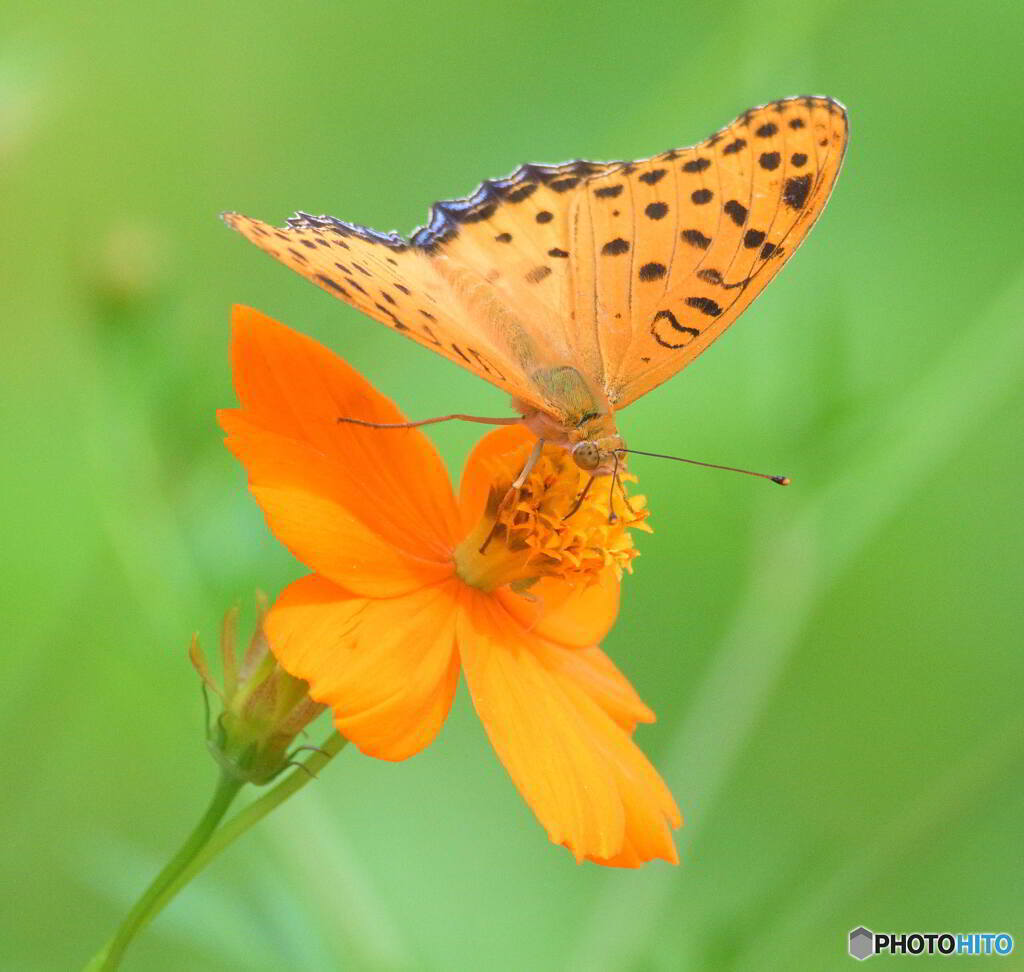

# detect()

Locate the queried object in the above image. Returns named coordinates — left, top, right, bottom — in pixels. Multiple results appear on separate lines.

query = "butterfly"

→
left=224, top=95, right=847, bottom=491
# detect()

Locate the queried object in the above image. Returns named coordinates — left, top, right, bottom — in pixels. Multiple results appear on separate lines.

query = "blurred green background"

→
left=3, top=0, right=1022, bottom=968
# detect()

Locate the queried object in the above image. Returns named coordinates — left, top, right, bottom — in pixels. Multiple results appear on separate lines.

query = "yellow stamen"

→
left=454, top=442, right=651, bottom=593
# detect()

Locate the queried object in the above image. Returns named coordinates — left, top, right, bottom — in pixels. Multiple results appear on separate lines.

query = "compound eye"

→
left=572, top=441, right=600, bottom=471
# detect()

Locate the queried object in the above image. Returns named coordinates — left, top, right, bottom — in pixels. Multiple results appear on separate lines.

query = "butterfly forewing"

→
left=222, top=212, right=546, bottom=408
left=570, top=144, right=718, bottom=392
left=587, top=96, right=848, bottom=407
left=409, top=160, right=621, bottom=421
left=225, top=95, right=847, bottom=424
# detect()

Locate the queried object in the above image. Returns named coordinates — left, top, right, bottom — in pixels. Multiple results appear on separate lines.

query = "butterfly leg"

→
left=480, top=438, right=545, bottom=554
left=337, top=414, right=520, bottom=430
left=615, top=473, right=639, bottom=516
left=562, top=475, right=596, bottom=521
left=607, top=452, right=623, bottom=524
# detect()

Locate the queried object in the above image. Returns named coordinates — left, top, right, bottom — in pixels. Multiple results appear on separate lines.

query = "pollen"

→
left=454, top=441, right=651, bottom=593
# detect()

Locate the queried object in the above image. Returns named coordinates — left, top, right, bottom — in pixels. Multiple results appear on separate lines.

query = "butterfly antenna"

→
left=616, top=449, right=791, bottom=486
left=338, top=414, right=520, bottom=430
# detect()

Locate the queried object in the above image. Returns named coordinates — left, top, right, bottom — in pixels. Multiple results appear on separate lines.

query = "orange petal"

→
left=222, top=412, right=452, bottom=597
left=226, top=305, right=461, bottom=555
left=529, top=637, right=655, bottom=734
left=266, top=574, right=461, bottom=761
left=458, top=592, right=681, bottom=866
left=495, top=567, right=621, bottom=648
left=457, top=424, right=535, bottom=537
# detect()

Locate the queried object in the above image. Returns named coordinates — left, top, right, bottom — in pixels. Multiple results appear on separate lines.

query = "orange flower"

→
left=219, top=306, right=682, bottom=867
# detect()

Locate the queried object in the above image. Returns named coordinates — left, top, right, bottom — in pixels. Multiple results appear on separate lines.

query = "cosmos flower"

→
left=219, top=306, right=681, bottom=866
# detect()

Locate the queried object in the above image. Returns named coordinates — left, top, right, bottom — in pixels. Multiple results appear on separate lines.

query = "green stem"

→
left=145, top=732, right=347, bottom=923
left=85, top=731, right=346, bottom=971
left=86, top=771, right=244, bottom=971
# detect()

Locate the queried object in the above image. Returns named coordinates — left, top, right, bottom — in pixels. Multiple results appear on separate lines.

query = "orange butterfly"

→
left=224, top=95, right=847, bottom=494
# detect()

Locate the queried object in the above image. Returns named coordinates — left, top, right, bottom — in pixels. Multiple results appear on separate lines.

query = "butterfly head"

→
left=571, top=440, right=601, bottom=471
left=570, top=433, right=626, bottom=476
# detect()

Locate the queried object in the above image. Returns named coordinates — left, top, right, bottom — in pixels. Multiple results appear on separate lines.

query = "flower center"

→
left=454, top=441, right=651, bottom=593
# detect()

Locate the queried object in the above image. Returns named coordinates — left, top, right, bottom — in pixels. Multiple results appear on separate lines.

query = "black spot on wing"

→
left=651, top=309, right=699, bottom=348
left=758, top=152, right=781, bottom=171
left=783, top=174, right=812, bottom=209
left=724, top=200, right=748, bottom=226
left=790, top=153, right=808, bottom=167
left=691, top=188, right=713, bottom=204
left=681, top=228, right=711, bottom=249
left=755, top=122, right=778, bottom=138
left=535, top=210, right=554, bottom=223
left=685, top=296, right=722, bottom=316
left=645, top=202, right=668, bottom=220
left=682, top=157, right=711, bottom=173
left=743, top=229, right=765, bottom=248
left=550, top=176, right=579, bottom=192
left=602, top=237, right=630, bottom=255
left=315, top=274, right=349, bottom=296
left=639, top=262, right=667, bottom=281
left=594, top=184, right=623, bottom=198
left=638, top=168, right=667, bottom=185
left=374, top=303, right=409, bottom=330
left=453, top=201, right=497, bottom=223
left=505, top=183, right=537, bottom=203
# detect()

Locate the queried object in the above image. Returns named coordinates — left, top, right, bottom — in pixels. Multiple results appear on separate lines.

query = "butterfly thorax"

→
left=515, top=401, right=624, bottom=476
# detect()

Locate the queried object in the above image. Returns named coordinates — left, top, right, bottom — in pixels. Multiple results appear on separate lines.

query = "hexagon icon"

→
left=849, top=927, right=874, bottom=960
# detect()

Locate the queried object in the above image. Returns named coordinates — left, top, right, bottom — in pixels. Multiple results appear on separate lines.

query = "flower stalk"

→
left=85, top=601, right=337, bottom=970
left=86, top=771, right=244, bottom=971
left=85, top=731, right=347, bottom=971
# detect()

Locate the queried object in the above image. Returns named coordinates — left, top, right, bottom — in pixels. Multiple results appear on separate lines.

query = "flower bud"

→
left=189, top=596, right=324, bottom=785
